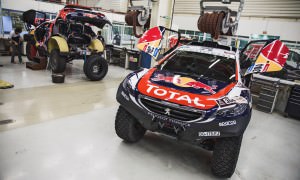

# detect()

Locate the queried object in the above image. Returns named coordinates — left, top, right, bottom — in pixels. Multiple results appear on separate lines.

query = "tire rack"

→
left=106, top=45, right=140, bottom=70
left=250, top=77, right=279, bottom=113
left=250, top=74, right=300, bottom=114
left=285, top=85, right=300, bottom=119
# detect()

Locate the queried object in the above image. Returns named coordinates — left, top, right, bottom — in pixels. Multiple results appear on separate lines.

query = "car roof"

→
left=189, top=41, right=237, bottom=52
left=64, top=4, right=92, bottom=10
left=177, top=44, right=236, bottom=59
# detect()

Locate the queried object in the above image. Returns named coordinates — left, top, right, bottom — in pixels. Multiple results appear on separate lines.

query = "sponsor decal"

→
left=147, top=111, right=190, bottom=128
left=143, top=44, right=160, bottom=58
left=137, top=26, right=166, bottom=58
left=198, top=131, right=220, bottom=137
left=219, top=120, right=236, bottom=127
left=152, top=74, right=217, bottom=94
left=246, top=40, right=289, bottom=75
left=216, top=96, right=248, bottom=108
left=216, top=97, right=235, bottom=107
left=247, top=63, right=269, bottom=74
left=232, top=96, right=248, bottom=104
left=146, top=84, right=205, bottom=107
left=121, top=91, right=129, bottom=101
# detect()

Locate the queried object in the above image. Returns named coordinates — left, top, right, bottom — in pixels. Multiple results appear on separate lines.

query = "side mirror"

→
left=245, top=40, right=289, bottom=76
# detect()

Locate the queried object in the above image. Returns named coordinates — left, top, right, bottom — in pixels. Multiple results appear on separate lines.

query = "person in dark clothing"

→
left=10, top=27, right=23, bottom=64
left=97, top=31, right=105, bottom=45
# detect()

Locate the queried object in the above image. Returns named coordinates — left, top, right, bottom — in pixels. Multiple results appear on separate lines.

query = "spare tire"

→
left=83, top=55, right=108, bottom=81
left=52, top=73, right=65, bottom=83
left=49, top=49, right=66, bottom=73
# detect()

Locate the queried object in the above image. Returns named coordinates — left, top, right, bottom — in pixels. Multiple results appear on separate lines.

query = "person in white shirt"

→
left=10, top=27, right=23, bottom=64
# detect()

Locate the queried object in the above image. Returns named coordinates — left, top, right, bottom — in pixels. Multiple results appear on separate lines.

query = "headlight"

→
left=122, top=78, right=134, bottom=94
left=216, top=103, right=248, bottom=118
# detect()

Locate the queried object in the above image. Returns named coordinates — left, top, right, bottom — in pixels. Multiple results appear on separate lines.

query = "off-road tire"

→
left=52, top=74, right=65, bottom=84
left=49, top=49, right=66, bottom=73
left=83, top=55, right=108, bottom=81
left=115, top=106, right=146, bottom=143
left=211, top=135, right=243, bottom=178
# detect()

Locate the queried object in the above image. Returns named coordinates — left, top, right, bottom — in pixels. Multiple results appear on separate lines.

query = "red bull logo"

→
left=152, top=74, right=216, bottom=94
left=184, top=81, right=216, bottom=94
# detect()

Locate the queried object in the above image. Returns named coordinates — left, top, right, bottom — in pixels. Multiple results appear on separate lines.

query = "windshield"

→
left=160, top=50, right=236, bottom=82
left=286, top=51, right=300, bottom=70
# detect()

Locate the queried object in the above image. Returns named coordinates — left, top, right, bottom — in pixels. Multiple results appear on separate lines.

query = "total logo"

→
left=152, top=74, right=217, bottom=94
left=146, top=84, right=206, bottom=107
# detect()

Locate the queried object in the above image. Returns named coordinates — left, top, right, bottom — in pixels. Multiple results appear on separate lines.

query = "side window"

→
left=286, top=51, right=300, bottom=70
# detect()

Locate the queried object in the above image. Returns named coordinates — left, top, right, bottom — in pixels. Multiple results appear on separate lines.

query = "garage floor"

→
left=0, top=57, right=300, bottom=180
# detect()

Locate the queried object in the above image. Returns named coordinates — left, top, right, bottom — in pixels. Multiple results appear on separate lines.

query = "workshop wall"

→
left=173, top=15, right=300, bottom=41
left=1, top=0, right=64, bottom=13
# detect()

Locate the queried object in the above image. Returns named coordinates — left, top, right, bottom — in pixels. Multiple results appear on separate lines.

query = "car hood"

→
left=137, top=68, right=236, bottom=110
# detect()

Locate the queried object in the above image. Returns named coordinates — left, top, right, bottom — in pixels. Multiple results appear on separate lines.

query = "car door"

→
left=240, top=39, right=289, bottom=76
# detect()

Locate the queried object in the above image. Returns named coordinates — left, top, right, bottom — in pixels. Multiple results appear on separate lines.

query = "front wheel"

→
left=49, top=49, right=66, bottom=73
left=83, top=55, right=108, bottom=81
left=115, top=106, right=146, bottom=143
left=211, top=135, right=243, bottom=178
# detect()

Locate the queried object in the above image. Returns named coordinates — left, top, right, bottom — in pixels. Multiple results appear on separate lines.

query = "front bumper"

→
left=116, top=84, right=251, bottom=144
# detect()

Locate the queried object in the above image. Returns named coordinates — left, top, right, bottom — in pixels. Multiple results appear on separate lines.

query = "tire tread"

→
left=115, top=106, right=146, bottom=143
left=211, top=136, right=242, bottom=178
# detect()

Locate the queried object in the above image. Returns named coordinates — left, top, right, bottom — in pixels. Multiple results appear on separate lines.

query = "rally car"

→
left=114, top=26, right=289, bottom=178
left=22, top=5, right=111, bottom=80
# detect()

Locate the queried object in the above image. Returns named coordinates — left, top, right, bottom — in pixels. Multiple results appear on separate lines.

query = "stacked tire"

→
left=197, top=12, right=234, bottom=39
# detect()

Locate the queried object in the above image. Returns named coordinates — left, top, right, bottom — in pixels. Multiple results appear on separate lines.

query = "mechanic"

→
left=10, top=27, right=23, bottom=64
left=97, top=31, right=105, bottom=45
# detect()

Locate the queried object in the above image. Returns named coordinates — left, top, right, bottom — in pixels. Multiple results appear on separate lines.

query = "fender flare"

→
left=88, top=39, right=104, bottom=53
left=48, top=36, right=69, bottom=53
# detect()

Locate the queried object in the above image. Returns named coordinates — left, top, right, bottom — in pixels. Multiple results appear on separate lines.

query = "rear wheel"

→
left=211, top=135, right=243, bottom=178
left=49, top=49, right=66, bottom=73
left=115, top=106, right=146, bottom=143
left=83, top=55, right=108, bottom=81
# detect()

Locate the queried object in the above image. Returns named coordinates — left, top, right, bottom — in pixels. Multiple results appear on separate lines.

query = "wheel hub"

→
left=92, top=65, right=99, bottom=73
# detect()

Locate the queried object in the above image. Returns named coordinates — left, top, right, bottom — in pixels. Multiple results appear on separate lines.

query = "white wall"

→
left=100, top=12, right=125, bottom=23
left=78, top=0, right=99, bottom=8
left=173, top=15, right=300, bottom=41
left=2, top=0, right=64, bottom=13
left=2, top=0, right=125, bottom=23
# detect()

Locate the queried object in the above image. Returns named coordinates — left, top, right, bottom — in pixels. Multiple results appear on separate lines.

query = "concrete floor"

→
left=0, top=57, right=300, bottom=180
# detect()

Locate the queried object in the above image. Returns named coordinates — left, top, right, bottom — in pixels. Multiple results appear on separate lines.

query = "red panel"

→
left=260, top=40, right=289, bottom=67
left=138, top=26, right=163, bottom=44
